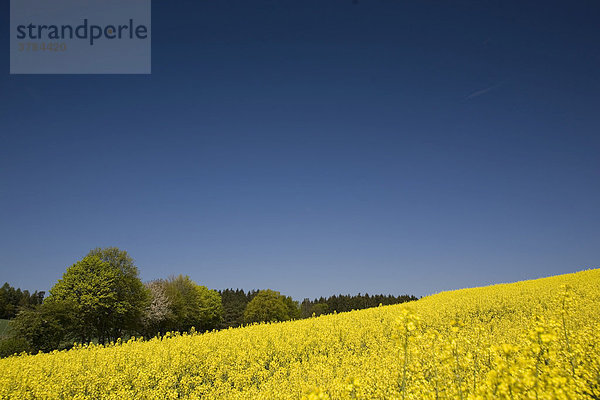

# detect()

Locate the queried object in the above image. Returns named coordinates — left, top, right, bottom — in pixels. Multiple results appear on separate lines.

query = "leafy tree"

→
left=10, top=300, right=75, bottom=353
left=86, top=248, right=150, bottom=339
left=311, top=303, right=329, bottom=316
left=243, top=289, right=291, bottom=323
left=195, top=285, right=223, bottom=331
left=141, top=279, right=173, bottom=337
left=283, top=296, right=301, bottom=320
left=163, top=275, right=223, bottom=333
left=87, top=247, right=139, bottom=276
left=48, top=249, right=149, bottom=344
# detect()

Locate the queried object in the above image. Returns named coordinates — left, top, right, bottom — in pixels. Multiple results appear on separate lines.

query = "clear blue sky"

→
left=1, top=0, right=599, bottom=300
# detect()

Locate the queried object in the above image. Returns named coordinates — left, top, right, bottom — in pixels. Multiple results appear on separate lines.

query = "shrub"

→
left=0, top=337, right=29, bottom=358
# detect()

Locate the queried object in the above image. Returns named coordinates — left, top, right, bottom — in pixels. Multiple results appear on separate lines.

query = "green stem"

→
left=401, top=333, right=409, bottom=400
left=561, top=297, right=576, bottom=377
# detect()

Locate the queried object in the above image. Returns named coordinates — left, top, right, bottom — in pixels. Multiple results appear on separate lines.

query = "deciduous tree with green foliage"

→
left=48, top=248, right=149, bottom=344
left=10, top=300, right=75, bottom=353
left=163, top=275, right=223, bottom=333
left=243, top=289, right=293, bottom=323
left=195, top=284, right=223, bottom=331
left=283, top=295, right=301, bottom=320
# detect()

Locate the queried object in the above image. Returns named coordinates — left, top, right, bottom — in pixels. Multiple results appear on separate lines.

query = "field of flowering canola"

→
left=1, top=268, right=599, bottom=399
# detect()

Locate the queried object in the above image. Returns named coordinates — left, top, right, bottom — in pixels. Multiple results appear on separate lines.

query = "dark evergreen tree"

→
left=300, top=292, right=417, bottom=317
left=219, top=289, right=259, bottom=328
left=0, top=283, right=45, bottom=320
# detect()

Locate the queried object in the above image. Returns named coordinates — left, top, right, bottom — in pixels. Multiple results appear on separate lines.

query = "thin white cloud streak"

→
left=466, top=80, right=507, bottom=100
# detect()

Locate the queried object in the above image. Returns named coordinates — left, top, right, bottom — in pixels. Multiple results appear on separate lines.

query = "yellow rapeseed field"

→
left=1, top=268, right=599, bottom=399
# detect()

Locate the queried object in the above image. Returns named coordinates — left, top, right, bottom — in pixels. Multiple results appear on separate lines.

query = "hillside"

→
left=1, top=268, right=599, bottom=399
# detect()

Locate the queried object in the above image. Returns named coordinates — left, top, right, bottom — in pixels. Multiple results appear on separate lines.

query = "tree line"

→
left=0, top=283, right=45, bottom=319
left=0, top=247, right=417, bottom=357
left=300, top=293, right=418, bottom=317
left=218, top=289, right=417, bottom=328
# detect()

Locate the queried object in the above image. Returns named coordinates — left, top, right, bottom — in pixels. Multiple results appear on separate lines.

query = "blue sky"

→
left=1, top=0, right=599, bottom=300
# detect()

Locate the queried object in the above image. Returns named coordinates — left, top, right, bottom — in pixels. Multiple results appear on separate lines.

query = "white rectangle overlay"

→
left=10, top=0, right=151, bottom=74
